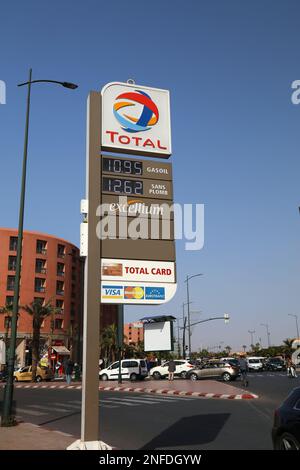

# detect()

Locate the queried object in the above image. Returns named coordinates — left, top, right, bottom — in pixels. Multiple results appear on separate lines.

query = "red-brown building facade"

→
left=0, top=228, right=117, bottom=368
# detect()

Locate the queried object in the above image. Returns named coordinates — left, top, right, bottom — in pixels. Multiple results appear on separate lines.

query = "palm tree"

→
left=100, top=324, right=118, bottom=364
left=0, top=303, right=14, bottom=359
left=23, top=299, right=57, bottom=382
left=242, top=345, right=247, bottom=353
left=225, top=345, right=232, bottom=356
left=282, top=338, right=294, bottom=357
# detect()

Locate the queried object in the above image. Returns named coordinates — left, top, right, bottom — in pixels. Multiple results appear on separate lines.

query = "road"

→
left=1, top=372, right=299, bottom=450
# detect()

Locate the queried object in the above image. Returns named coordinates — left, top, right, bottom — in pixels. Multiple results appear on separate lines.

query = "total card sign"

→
left=101, top=281, right=177, bottom=305
left=101, top=258, right=175, bottom=283
left=101, top=82, right=171, bottom=158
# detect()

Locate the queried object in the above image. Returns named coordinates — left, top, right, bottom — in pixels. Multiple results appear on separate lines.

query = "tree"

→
left=100, top=324, right=118, bottom=365
left=282, top=338, right=294, bottom=356
left=23, top=299, right=57, bottom=382
left=0, top=303, right=14, bottom=357
left=242, top=345, right=247, bottom=353
left=225, top=345, right=232, bottom=356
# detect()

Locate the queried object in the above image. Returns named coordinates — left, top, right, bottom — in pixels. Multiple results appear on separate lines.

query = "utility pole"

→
left=185, top=274, right=203, bottom=358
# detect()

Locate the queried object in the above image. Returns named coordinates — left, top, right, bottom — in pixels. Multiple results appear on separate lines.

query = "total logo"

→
left=113, top=90, right=159, bottom=133
left=102, top=82, right=171, bottom=156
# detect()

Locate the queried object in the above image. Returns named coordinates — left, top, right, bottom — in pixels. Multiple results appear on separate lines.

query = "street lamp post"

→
left=185, top=273, right=203, bottom=358
left=261, top=323, right=271, bottom=348
left=288, top=314, right=300, bottom=339
left=248, top=329, right=255, bottom=348
left=1, top=70, right=78, bottom=426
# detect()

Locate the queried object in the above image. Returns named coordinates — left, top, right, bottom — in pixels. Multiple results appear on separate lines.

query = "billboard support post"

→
left=68, top=92, right=111, bottom=450
left=117, top=304, right=124, bottom=384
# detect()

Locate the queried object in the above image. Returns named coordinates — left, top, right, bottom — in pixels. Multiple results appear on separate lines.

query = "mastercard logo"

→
left=124, top=286, right=145, bottom=300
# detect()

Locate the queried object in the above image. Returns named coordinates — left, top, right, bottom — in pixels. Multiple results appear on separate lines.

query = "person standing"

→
left=238, top=355, right=249, bottom=386
left=168, top=359, right=176, bottom=381
left=65, top=358, right=74, bottom=385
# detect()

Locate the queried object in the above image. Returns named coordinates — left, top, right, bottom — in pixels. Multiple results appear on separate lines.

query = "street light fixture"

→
left=185, top=273, right=203, bottom=358
left=288, top=314, right=300, bottom=340
left=1, top=69, right=78, bottom=427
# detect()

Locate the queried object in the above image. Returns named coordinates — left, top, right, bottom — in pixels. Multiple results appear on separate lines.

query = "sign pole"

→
left=117, top=304, right=124, bottom=384
left=68, top=91, right=110, bottom=450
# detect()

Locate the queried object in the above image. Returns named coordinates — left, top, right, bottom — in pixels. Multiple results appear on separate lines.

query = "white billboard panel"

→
left=101, top=82, right=171, bottom=157
left=144, top=321, right=173, bottom=352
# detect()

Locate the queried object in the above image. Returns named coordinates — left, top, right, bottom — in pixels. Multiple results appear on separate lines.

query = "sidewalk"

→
left=0, top=422, right=75, bottom=450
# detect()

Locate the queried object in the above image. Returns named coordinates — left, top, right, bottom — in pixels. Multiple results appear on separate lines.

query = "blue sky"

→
left=1, top=1, right=300, bottom=351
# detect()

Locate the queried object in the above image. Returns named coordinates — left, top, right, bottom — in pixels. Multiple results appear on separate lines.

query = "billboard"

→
left=101, top=82, right=171, bottom=157
left=144, top=321, right=174, bottom=351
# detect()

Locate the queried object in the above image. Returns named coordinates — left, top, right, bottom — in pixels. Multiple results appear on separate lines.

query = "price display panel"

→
left=102, top=177, right=143, bottom=196
left=102, top=176, right=173, bottom=200
left=102, top=156, right=172, bottom=181
left=102, top=157, right=142, bottom=176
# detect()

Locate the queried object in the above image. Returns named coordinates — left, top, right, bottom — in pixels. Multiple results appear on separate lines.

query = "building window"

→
left=7, top=275, right=15, bottom=291
left=34, top=297, right=45, bottom=306
left=57, top=244, right=65, bottom=259
left=35, top=259, right=46, bottom=274
left=35, top=278, right=46, bottom=293
left=5, top=296, right=14, bottom=306
left=55, top=319, right=63, bottom=330
left=56, top=280, right=64, bottom=296
left=56, top=299, right=64, bottom=313
left=9, top=236, right=18, bottom=251
left=36, top=240, right=47, bottom=255
left=8, top=256, right=17, bottom=271
left=57, top=262, right=65, bottom=277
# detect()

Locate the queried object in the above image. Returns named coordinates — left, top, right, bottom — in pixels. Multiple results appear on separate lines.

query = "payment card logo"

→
left=145, top=287, right=165, bottom=300
left=124, top=286, right=145, bottom=300
left=102, top=285, right=123, bottom=299
left=113, top=90, right=159, bottom=133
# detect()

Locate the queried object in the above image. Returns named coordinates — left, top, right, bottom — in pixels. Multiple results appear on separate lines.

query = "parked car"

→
left=272, top=387, right=300, bottom=450
left=149, top=360, right=194, bottom=380
left=14, top=365, right=54, bottom=382
left=220, top=357, right=240, bottom=368
left=246, top=357, right=265, bottom=372
left=265, top=357, right=286, bottom=372
left=186, top=361, right=239, bottom=382
left=99, top=359, right=148, bottom=381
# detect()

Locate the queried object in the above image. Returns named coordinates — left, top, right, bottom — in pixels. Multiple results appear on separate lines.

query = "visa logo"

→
left=102, top=285, right=123, bottom=299
left=105, top=288, right=121, bottom=295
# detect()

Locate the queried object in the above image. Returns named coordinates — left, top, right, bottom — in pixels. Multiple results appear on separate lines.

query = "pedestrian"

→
left=168, top=359, right=176, bottom=381
left=238, top=354, right=249, bottom=386
left=287, top=357, right=297, bottom=378
left=65, top=358, right=74, bottom=385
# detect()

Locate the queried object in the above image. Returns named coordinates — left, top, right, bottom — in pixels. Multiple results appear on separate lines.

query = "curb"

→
left=6, top=382, right=259, bottom=399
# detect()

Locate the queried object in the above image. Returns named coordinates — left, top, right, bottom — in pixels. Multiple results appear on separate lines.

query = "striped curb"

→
left=1, top=382, right=258, bottom=399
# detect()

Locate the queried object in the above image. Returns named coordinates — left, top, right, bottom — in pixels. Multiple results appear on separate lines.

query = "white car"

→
left=99, top=359, right=148, bottom=381
left=149, top=360, right=194, bottom=379
left=247, top=357, right=264, bottom=371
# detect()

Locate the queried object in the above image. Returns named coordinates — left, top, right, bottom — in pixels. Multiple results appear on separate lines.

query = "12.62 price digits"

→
left=102, top=177, right=143, bottom=195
